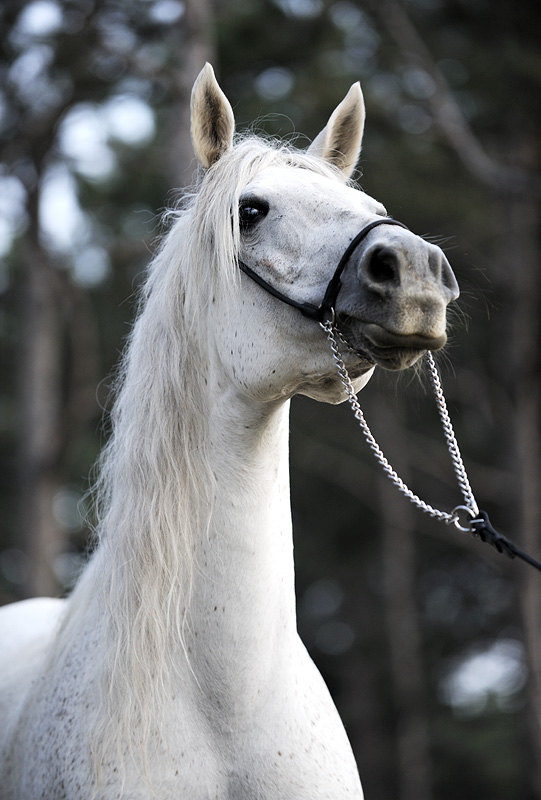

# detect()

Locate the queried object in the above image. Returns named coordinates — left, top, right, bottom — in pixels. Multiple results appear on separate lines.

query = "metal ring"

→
left=451, top=505, right=476, bottom=533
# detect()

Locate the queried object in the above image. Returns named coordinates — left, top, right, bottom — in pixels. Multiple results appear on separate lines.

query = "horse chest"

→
left=7, top=638, right=362, bottom=800
left=148, top=643, right=364, bottom=800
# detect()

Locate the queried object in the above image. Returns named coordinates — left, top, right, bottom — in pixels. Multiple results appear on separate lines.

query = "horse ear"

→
left=308, top=83, right=365, bottom=179
left=190, top=63, right=235, bottom=169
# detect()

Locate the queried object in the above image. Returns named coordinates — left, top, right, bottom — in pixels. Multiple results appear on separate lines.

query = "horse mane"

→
left=49, top=135, right=344, bottom=785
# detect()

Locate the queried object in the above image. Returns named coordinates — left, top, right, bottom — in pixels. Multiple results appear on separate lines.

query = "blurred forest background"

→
left=1, top=0, right=540, bottom=798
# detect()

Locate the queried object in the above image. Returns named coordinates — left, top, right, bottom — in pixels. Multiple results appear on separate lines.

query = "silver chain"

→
left=321, top=319, right=479, bottom=531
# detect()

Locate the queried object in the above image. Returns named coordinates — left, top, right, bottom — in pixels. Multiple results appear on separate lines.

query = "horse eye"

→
left=239, top=200, right=269, bottom=230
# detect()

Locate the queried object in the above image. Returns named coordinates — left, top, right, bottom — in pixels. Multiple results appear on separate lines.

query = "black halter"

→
left=238, top=218, right=408, bottom=323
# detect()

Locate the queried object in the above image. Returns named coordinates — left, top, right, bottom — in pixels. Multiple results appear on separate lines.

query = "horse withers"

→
left=0, top=64, right=458, bottom=799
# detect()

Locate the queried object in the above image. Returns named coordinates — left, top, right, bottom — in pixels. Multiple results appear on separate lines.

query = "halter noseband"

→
left=238, top=218, right=408, bottom=323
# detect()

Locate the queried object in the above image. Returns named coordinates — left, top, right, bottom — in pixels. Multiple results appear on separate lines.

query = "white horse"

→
left=0, top=64, right=458, bottom=799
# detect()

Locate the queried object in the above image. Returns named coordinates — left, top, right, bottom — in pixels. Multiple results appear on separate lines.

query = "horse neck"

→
left=185, top=383, right=297, bottom=709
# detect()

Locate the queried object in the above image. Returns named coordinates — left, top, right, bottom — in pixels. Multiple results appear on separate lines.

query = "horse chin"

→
left=368, top=349, right=426, bottom=371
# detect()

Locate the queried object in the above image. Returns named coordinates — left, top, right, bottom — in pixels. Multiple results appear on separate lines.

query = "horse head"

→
left=190, top=63, right=459, bottom=402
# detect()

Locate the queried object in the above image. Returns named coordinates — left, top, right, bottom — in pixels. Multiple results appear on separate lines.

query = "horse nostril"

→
left=428, top=246, right=459, bottom=300
left=365, top=247, right=399, bottom=285
left=441, top=255, right=460, bottom=300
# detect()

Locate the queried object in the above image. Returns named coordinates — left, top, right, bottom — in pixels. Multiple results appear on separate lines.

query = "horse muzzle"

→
left=337, top=227, right=458, bottom=370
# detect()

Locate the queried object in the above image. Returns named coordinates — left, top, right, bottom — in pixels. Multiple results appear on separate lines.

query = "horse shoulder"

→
left=0, top=598, right=65, bottom=740
left=0, top=597, right=65, bottom=660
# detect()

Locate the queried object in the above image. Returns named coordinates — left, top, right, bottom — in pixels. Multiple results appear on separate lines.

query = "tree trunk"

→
left=498, top=197, right=541, bottom=798
left=18, top=243, right=64, bottom=598
left=169, top=0, right=216, bottom=189
left=378, top=404, right=434, bottom=800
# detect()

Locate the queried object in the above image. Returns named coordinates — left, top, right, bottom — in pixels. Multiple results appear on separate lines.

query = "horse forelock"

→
left=52, top=135, right=345, bottom=788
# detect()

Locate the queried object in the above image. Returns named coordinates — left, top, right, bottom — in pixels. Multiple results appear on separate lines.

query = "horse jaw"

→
left=297, top=365, right=375, bottom=404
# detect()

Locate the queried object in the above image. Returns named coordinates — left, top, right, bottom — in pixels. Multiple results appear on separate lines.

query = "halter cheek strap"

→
left=238, top=218, right=408, bottom=322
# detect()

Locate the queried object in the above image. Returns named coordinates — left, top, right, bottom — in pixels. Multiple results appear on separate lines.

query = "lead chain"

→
left=321, top=319, right=479, bottom=530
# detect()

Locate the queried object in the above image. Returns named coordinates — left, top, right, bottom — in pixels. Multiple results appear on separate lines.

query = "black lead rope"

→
left=470, top=511, right=541, bottom=570
left=239, top=216, right=541, bottom=573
